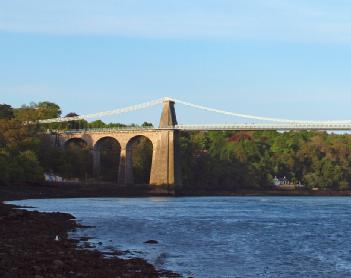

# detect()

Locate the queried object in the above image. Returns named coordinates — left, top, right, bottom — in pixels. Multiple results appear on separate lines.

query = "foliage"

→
left=2, top=100, right=351, bottom=191
left=130, top=136, right=153, bottom=184
left=180, top=130, right=351, bottom=191
left=14, top=101, right=61, bottom=122
left=97, top=138, right=120, bottom=182
left=0, top=104, right=14, bottom=120
left=0, top=117, right=43, bottom=185
left=63, top=140, right=92, bottom=179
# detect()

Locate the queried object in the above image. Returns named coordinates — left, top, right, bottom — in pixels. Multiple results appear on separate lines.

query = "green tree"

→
left=36, top=101, right=61, bottom=119
left=130, top=137, right=153, bottom=184
left=0, top=104, right=14, bottom=120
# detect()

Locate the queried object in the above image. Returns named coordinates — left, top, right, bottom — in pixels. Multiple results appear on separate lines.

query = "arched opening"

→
left=126, top=135, right=153, bottom=184
left=64, top=138, right=92, bottom=181
left=94, top=137, right=121, bottom=182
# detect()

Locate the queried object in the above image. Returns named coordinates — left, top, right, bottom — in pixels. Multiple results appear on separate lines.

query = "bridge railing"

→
left=48, top=126, right=179, bottom=134
left=66, top=127, right=157, bottom=133
left=47, top=123, right=351, bottom=134
left=175, top=123, right=351, bottom=131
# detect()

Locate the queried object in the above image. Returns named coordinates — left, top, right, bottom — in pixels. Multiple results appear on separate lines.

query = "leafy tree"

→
left=130, top=137, right=153, bottom=184
left=141, top=122, right=153, bottom=127
left=17, top=150, right=43, bottom=183
left=0, top=104, right=14, bottom=120
left=36, top=101, right=61, bottom=119
left=64, top=113, right=88, bottom=130
left=97, top=138, right=120, bottom=182
left=89, top=120, right=106, bottom=129
left=64, top=139, right=92, bottom=179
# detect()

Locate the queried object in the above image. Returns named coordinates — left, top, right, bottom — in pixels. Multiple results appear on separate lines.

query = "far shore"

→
left=1, top=182, right=351, bottom=202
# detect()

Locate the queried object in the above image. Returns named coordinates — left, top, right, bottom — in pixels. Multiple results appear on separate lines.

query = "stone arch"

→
left=125, top=135, right=154, bottom=184
left=93, top=137, right=121, bottom=182
left=64, top=137, right=88, bottom=149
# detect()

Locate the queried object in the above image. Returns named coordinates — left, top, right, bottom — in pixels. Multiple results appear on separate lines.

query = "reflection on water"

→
left=9, top=196, right=351, bottom=278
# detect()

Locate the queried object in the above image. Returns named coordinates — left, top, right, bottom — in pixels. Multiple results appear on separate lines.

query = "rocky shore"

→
left=0, top=184, right=179, bottom=278
left=1, top=182, right=350, bottom=277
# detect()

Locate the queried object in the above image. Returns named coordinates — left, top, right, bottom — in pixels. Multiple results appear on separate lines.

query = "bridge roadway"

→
left=61, top=122, right=351, bottom=134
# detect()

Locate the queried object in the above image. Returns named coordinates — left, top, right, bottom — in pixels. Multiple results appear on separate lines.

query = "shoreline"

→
left=2, top=183, right=351, bottom=277
left=2, top=183, right=351, bottom=202
left=0, top=202, right=180, bottom=277
left=0, top=203, right=168, bottom=277
left=0, top=185, right=180, bottom=277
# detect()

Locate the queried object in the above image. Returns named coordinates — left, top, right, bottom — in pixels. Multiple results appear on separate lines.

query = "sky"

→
left=1, top=0, right=351, bottom=125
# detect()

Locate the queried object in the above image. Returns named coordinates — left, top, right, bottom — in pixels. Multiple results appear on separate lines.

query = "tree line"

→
left=1, top=101, right=351, bottom=191
left=180, top=130, right=351, bottom=191
left=0, top=102, right=153, bottom=185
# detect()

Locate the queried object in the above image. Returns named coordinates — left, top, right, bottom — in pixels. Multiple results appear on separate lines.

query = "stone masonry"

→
left=52, top=100, right=182, bottom=187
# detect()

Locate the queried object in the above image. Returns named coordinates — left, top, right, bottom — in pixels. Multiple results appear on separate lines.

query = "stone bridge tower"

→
left=149, top=99, right=182, bottom=187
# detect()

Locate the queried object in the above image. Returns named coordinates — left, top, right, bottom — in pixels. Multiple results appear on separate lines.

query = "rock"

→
left=0, top=202, right=177, bottom=277
left=83, top=242, right=92, bottom=248
left=144, top=240, right=158, bottom=244
left=33, top=265, right=42, bottom=272
left=53, top=259, right=64, bottom=268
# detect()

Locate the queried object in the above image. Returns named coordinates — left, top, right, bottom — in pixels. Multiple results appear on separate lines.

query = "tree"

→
left=64, top=139, right=93, bottom=179
left=130, top=137, right=153, bottom=184
left=64, top=113, right=88, bottom=130
left=141, top=122, right=153, bottom=127
left=17, top=150, right=43, bottom=183
left=88, top=120, right=106, bottom=129
left=0, top=104, right=14, bottom=120
left=36, top=101, right=61, bottom=119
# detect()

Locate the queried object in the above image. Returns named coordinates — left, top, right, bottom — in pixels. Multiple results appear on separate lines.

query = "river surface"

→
left=8, top=197, right=351, bottom=277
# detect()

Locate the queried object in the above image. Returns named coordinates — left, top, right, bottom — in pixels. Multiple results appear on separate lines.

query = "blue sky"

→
left=1, top=0, right=351, bottom=125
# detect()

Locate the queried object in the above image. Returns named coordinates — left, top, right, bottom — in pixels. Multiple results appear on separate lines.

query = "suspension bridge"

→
left=44, top=97, right=351, bottom=189
left=40, top=97, right=351, bottom=131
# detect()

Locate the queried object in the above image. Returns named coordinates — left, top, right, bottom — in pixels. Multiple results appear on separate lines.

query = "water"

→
left=8, top=196, right=351, bottom=277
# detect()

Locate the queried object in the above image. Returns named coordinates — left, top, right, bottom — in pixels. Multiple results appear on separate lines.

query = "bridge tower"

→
left=149, top=99, right=182, bottom=187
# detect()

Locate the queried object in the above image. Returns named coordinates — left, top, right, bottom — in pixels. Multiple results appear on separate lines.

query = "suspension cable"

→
left=170, top=98, right=351, bottom=124
left=38, top=98, right=165, bottom=124
left=37, top=96, right=351, bottom=125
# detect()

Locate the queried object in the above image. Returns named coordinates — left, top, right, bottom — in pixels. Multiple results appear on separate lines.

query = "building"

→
left=273, top=176, right=305, bottom=190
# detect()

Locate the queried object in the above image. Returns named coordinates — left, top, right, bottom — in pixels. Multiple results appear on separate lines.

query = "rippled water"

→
left=8, top=197, right=351, bottom=277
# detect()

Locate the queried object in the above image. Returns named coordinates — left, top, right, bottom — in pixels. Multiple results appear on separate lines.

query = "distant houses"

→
left=44, top=173, right=79, bottom=183
left=273, top=176, right=305, bottom=190
left=44, top=173, right=63, bottom=182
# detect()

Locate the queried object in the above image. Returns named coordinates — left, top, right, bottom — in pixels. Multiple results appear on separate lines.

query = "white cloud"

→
left=0, top=0, right=351, bottom=42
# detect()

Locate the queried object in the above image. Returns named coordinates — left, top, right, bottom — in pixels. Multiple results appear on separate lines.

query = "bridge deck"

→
left=176, top=124, right=351, bottom=131
left=53, top=123, right=351, bottom=134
